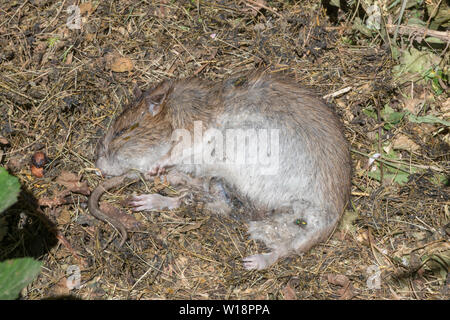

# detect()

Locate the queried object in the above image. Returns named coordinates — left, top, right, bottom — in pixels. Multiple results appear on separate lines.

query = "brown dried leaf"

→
left=38, top=190, right=71, bottom=207
left=85, top=33, right=96, bottom=42
left=178, top=220, right=204, bottom=233
left=281, top=281, right=297, bottom=300
left=56, top=170, right=78, bottom=182
left=392, top=134, right=420, bottom=152
left=79, top=2, right=95, bottom=16
left=326, top=274, right=356, bottom=300
left=0, top=136, right=8, bottom=145
left=6, top=154, right=25, bottom=171
left=31, top=151, right=48, bottom=168
left=118, top=27, right=127, bottom=36
left=55, top=171, right=90, bottom=195
left=338, top=283, right=356, bottom=300
left=64, top=51, right=73, bottom=65
left=327, top=273, right=350, bottom=287
left=57, top=207, right=72, bottom=225
left=99, top=203, right=140, bottom=229
left=402, top=98, right=423, bottom=114
left=411, top=123, right=437, bottom=137
left=48, top=277, right=71, bottom=296
left=31, top=165, right=44, bottom=178
left=110, top=56, right=133, bottom=73
left=151, top=0, right=171, bottom=17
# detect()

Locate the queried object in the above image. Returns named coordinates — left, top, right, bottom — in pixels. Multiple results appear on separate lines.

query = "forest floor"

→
left=0, top=0, right=449, bottom=299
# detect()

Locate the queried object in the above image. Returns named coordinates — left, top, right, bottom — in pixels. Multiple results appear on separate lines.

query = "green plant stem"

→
left=351, top=149, right=412, bottom=174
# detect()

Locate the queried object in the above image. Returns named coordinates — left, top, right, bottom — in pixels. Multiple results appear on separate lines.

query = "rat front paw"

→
left=146, top=156, right=173, bottom=177
left=146, top=164, right=166, bottom=177
left=128, top=194, right=181, bottom=211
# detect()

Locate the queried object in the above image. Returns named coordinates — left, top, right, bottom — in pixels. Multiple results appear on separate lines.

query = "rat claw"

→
left=156, top=167, right=164, bottom=175
left=242, top=256, right=261, bottom=270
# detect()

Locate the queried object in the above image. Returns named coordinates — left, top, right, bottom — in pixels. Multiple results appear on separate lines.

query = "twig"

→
left=386, top=24, right=450, bottom=43
left=374, top=97, right=384, bottom=184
left=56, top=232, right=88, bottom=267
left=323, top=86, right=352, bottom=99
left=351, top=149, right=412, bottom=175
left=349, top=0, right=360, bottom=24
left=379, top=8, right=395, bottom=59
left=359, top=148, right=446, bottom=173
left=425, top=0, right=442, bottom=31
left=41, top=0, right=66, bottom=33
left=0, top=81, right=39, bottom=103
left=156, top=19, right=201, bottom=67
left=245, top=0, right=282, bottom=17
left=0, top=0, right=28, bottom=28
left=380, top=157, right=444, bottom=173
left=393, top=0, right=408, bottom=42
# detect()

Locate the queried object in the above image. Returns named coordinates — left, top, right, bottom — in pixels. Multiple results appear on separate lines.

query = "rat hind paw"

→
left=128, top=194, right=181, bottom=211
left=243, top=252, right=279, bottom=270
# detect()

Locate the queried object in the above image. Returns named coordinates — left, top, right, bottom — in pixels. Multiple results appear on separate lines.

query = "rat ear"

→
left=145, top=93, right=167, bottom=117
left=148, top=101, right=161, bottom=116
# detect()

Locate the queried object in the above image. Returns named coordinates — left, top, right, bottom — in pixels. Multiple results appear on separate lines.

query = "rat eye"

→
left=148, top=102, right=158, bottom=116
left=113, top=123, right=139, bottom=139
left=113, top=128, right=126, bottom=139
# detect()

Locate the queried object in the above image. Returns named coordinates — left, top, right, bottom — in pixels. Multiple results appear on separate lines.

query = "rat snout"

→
left=95, top=155, right=115, bottom=176
left=95, top=155, right=126, bottom=177
left=95, top=156, right=108, bottom=176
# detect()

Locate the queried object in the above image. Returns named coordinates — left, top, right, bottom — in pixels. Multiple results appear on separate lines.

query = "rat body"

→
left=92, top=71, right=351, bottom=270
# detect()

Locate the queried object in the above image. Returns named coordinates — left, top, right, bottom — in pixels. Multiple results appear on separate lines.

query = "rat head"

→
left=95, top=81, right=174, bottom=176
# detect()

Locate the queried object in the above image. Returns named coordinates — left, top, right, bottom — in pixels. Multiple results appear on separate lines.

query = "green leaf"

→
left=384, top=147, right=401, bottom=160
left=47, top=37, right=59, bottom=48
left=362, top=107, right=377, bottom=120
left=339, top=209, right=358, bottom=234
left=407, top=17, right=426, bottom=27
left=352, top=17, right=374, bottom=37
left=0, top=258, right=42, bottom=300
left=329, top=0, right=341, bottom=8
left=430, top=173, right=449, bottom=186
left=387, top=111, right=405, bottom=124
left=381, top=105, right=405, bottom=125
left=425, top=37, right=445, bottom=44
left=368, top=169, right=410, bottom=185
left=391, top=46, right=401, bottom=60
left=0, top=167, right=21, bottom=214
left=407, top=113, right=450, bottom=126
left=393, top=48, right=441, bottom=79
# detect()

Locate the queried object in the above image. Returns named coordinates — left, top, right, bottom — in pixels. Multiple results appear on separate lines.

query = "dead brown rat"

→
left=89, top=70, right=351, bottom=270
